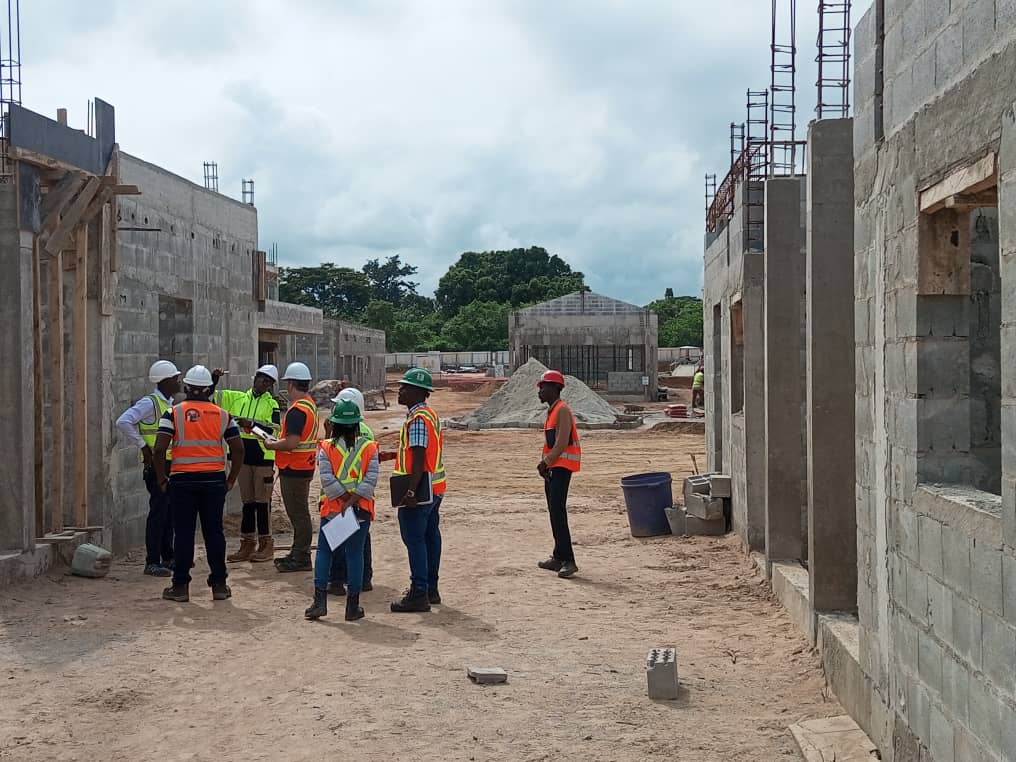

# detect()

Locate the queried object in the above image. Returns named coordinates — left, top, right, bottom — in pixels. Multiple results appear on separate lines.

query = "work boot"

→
left=305, top=588, right=328, bottom=620
left=162, top=584, right=189, bottom=602
left=227, top=534, right=257, bottom=563
left=249, top=536, right=275, bottom=563
left=327, top=581, right=347, bottom=597
left=362, top=579, right=373, bottom=592
left=345, top=593, right=365, bottom=621
left=144, top=563, right=172, bottom=578
left=538, top=557, right=563, bottom=572
left=557, top=561, right=579, bottom=579
left=275, top=555, right=312, bottom=573
left=390, top=587, right=431, bottom=613
left=211, top=583, right=232, bottom=601
left=428, top=588, right=442, bottom=605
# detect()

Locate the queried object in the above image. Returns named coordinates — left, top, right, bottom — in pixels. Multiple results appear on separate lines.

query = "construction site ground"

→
left=0, top=385, right=838, bottom=761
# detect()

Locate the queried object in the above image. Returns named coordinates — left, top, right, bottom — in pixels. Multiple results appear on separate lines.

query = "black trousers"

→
left=169, top=478, right=228, bottom=588
left=143, top=466, right=174, bottom=566
left=544, top=467, right=575, bottom=563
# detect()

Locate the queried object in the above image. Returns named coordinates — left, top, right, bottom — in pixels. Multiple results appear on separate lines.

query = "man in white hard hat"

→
left=210, top=364, right=282, bottom=563
left=153, top=365, right=244, bottom=603
left=115, top=360, right=182, bottom=577
left=264, top=361, right=319, bottom=572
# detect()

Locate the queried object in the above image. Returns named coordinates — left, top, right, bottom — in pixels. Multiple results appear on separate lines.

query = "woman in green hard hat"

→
left=305, top=400, right=380, bottom=622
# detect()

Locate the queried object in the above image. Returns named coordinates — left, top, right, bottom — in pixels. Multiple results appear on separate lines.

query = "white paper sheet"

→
left=321, top=507, right=361, bottom=550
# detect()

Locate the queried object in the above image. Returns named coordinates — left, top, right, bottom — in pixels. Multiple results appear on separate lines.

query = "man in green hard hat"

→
left=387, top=367, right=447, bottom=613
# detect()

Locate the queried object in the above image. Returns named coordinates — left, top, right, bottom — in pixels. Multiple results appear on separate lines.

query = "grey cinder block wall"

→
left=853, top=2, right=1016, bottom=760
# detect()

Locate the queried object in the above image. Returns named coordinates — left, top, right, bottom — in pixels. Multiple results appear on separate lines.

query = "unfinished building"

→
left=703, top=1, right=1016, bottom=760
left=0, top=99, right=384, bottom=584
left=509, top=290, right=658, bottom=401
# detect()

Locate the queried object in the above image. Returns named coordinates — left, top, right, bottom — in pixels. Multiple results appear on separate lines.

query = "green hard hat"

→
left=400, top=367, right=434, bottom=391
left=328, top=399, right=363, bottom=425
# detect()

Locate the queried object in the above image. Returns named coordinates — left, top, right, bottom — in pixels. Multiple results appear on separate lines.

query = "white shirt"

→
left=115, top=389, right=173, bottom=449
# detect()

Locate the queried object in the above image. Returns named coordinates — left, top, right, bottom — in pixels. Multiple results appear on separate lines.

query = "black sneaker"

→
left=390, top=588, right=431, bottom=613
left=211, top=584, right=232, bottom=601
left=538, top=558, right=563, bottom=572
left=557, top=561, right=578, bottom=579
left=144, top=563, right=172, bottom=578
left=327, top=581, right=347, bottom=597
left=162, top=585, right=189, bottom=602
left=275, top=556, right=312, bottom=573
left=428, top=589, right=441, bottom=605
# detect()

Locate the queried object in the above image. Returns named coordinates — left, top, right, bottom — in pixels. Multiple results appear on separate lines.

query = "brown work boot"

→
left=227, top=534, right=257, bottom=563
left=249, top=535, right=274, bottom=563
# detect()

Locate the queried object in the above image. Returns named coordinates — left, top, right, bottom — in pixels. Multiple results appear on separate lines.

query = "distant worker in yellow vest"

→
left=210, top=365, right=282, bottom=564
left=536, top=369, right=581, bottom=579
left=153, top=365, right=244, bottom=603
left=115, top=359, right=182, bottom=578
left=388, top=368, right=447, bottom=613
left=305, top=400, right=380, bottom=622
left=692, top=366, right=705, bottom=410
left=264, top=362, right=319, bottom=573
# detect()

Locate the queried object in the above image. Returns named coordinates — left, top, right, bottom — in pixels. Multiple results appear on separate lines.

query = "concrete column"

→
left=764, top=177, right=806, bottom=562
left=806, top=119, right=858, bottom=611
left=743, top=253, right=767, bottom=551
left=999, top=107, right=1016, bottom=549
left=0, top=185, right=36, bottom=551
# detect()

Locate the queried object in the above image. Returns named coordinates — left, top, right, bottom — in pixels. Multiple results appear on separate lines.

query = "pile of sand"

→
left=453, top=358, right=621, bottom=429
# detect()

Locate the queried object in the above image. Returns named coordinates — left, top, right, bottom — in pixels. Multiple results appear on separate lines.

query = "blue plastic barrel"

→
left=620, top=472, right=674, bottom=537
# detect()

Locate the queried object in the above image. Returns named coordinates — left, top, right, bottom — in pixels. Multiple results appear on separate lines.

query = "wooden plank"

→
left=100, top=203, right=113, bottom=316
left=74, top=225, right=88, bottom=527
left=79, top=186, right=114, bottom=229
left=9, top=145, right=84, bottom=174
left=109, top=185, right=141, bottom=195
left=919, top=153, right=997, bottom=213
left=109, top=146, right=120, bottom=272
left=40, top=171, right=82, bottom=221
left=944, top=188, right=999, bottom=209
left=48, top=250, right=65, bottom=532
left=32, top=237, right=44, bottom=537
left=42, top=175, right=101, bottom=256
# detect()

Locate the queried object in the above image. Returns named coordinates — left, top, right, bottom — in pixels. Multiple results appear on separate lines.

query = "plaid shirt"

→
left=406, top=401, right=430, bottom=448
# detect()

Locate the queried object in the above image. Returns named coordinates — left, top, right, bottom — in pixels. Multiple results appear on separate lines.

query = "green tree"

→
left=440, top=301, right=511, bottom=351
left=645, top=292, right=704, bottom=347
left=278, top=264, right=372, bottom=321
left=362, top=255, right=419, bottom=306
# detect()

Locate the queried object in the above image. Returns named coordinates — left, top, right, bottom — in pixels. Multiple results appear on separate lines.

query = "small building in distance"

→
left=509, top=290, right=658, bottom=400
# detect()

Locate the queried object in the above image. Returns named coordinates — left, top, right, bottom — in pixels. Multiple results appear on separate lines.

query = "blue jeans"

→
left=168, top=477, right=228, bottom=588
left=398, top=493, right=442, bottom=591
left=314, top=516, right=370, bottom=594
left=329, top=530, right=373, bottom=585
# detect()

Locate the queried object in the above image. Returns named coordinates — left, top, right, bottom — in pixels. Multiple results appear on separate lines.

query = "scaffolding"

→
left=770, top=0, right=801, bottom=176
left=242, top=178, right=254, bottom=205
left=0, top=0, right=21, bottom=181
left=203, top=161, right=219, bottom=192
left=816, top=1, right=852, bottom=119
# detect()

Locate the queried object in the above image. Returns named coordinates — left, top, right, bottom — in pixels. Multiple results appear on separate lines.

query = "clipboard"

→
left=390, top=473, right=432, bottom=507
left=250, top=425, right=278, bottom=445
left=321, top=508, right=361, bottom=550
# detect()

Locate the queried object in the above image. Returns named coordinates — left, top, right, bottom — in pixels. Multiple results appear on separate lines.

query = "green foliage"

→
left=362, top=255, right=419, bottom=304
left=645, top=292, right=704, bottom=348
left=440, top=301, right=511, bottom=351
left=278, top=264, right=372, bottom=321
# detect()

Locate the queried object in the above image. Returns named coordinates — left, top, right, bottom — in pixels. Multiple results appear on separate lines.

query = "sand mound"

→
left=455, top=358, right=619, bottom=429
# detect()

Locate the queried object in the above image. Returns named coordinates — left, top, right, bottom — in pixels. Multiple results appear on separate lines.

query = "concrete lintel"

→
left=913, top=483, right=1003, bottom=549
left=258, top=299, right=324, bottom=336
left=919, top=152, right=997, bottom=213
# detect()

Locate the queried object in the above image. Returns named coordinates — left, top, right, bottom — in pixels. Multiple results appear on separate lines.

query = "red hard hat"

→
left=538, top=370, right=566, bottom=387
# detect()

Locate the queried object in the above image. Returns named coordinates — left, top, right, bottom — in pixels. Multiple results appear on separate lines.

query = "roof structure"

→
left=516, top=291, right=647, bottom=316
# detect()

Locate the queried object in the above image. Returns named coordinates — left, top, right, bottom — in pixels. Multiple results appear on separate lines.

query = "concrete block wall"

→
left=853, top=4, right=1016, bottom=759
left=278, top=318, right=386, bottom=392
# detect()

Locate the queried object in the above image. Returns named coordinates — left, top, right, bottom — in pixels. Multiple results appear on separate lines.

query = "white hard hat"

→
left=331, top=387, right=365, bottom=413
left=281, top=361, right=312, bottom=382
left=148, top=360, right=181, bottom=384
left=254, top=364, right=279, bottom=382
left=183, top=365, right=214, bottom=388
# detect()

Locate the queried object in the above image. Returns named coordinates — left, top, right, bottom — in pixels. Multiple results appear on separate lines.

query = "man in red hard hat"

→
left=536, top=369, right=581, bottom=578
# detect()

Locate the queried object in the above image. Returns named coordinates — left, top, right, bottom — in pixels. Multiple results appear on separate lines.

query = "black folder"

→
left=390, top=473, right=433, bottom=507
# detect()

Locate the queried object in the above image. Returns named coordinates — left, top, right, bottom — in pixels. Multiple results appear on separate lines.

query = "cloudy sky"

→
left=22, top=0, right=873, bottom=306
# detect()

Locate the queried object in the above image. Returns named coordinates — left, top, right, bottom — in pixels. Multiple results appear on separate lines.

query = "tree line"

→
left=278, top=247, right=703, bottom=352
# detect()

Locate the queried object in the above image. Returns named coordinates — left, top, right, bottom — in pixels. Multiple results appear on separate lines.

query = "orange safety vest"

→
left=276, top=396, right=319, bottom=472
left=169, top=400, right=231, bottom=473
left=319, top=436, right=379, bottom=520
left=394, top=404, right=446, bottom=495
left=543, top=400, right=581, bottom=472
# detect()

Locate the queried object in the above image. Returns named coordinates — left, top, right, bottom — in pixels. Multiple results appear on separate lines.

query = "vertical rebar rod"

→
left=0, top=0, right=21, bottom=181
left=816, top=1, right=852, bottom=119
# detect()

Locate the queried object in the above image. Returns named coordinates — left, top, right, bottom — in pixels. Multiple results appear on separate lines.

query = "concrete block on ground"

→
left=683, top=510, right=726, bottom=537
left=685, top=493, right=724, bottom=521
left=467, top=667, right=508, bottom=685
left=664, top=506, right=685, bottom=536
left=708, top=473, right=731, bottom=498
left=789, top=715, right=878, bottom=762
left=645, top=647, right=679, bottom=700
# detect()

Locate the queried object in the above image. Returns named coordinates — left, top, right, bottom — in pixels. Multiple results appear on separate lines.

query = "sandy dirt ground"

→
left=0, top=387, right=839, bottom=761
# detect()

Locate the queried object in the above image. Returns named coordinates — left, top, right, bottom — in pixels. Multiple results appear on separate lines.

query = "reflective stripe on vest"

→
left=394, top=405, right=446, bottom=493
left=320, top=436, right=378, bottom=519
left=224, top=389, right=279, bottom=461
left=543, top=400, right=581, bottom=472
left=277, top=396, right=319, bottom=471
left=138, top=393, right=173, bottom=461
left=170, top=402, right=229, bottom=473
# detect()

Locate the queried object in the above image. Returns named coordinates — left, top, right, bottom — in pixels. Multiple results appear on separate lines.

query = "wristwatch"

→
left=405, top=490, right=415, bottom=498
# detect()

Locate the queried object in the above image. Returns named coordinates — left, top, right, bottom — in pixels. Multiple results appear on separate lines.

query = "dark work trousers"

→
left=143, top=466, right=174, bottom=566
left=397, top=493, right=443, bottom=592
left=168, top=477, right=228, bottom=588
left=330, top=530, right=373, bottom=585
left=544, top=468, right=575, bottom=563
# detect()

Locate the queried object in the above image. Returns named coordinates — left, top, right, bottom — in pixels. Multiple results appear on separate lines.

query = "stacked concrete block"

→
left=645, top=648, right=679, bottom=700
left=709, top=474, right=731, bottom=498
left=679, top=474, right=731, bottom=536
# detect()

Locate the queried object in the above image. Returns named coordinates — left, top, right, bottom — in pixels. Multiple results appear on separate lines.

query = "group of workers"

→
left=115, top=358, right=582, bottom=621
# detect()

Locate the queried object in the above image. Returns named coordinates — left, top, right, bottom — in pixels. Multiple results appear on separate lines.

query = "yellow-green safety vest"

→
left=138, top=393, right=172, bottom=461
left=216, top=388, right=280, bottom=461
